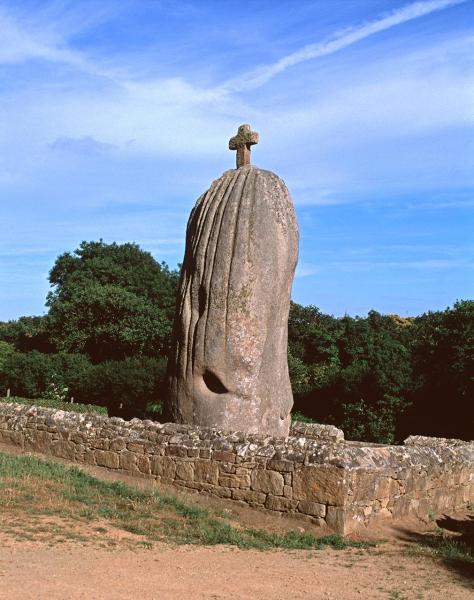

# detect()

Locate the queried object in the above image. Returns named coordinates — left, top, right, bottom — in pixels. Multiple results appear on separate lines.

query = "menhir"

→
left=167, top=124, right=299, bottom=437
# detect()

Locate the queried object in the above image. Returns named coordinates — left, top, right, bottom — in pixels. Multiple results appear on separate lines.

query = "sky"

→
left=0, top=0, right=473, bottom=320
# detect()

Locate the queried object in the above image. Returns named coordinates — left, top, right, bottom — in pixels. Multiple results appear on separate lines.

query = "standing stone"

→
left=167, top=125, right=298, bottom=437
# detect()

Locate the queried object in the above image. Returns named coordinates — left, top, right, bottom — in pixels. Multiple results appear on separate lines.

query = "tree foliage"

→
left=46, top=241, right=179, bottom=362
left=0, top=316, right=55, bottom=353
left=405, top=300, right=474, bottom=439
left=290, top=307, right=413, bottom=443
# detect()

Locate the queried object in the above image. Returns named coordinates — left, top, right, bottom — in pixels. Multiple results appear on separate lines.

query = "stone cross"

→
left=229, top=124, right=259, bottom=168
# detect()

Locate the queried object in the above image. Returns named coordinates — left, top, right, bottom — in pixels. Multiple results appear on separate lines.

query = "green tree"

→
left=0, top=341, right=15, bottom=372
left=288, top=302, right=341, bottom=368
left=404, top=300, right=474, bottom=440
left=292, top=310, right=413, bottom=443
left=0, top=316, right=55, bottom=353
left=0, top=350, right=92, bottom=399
left=46, top=241, right=179, bottom=362
left=81, top=356, right=168, bottom=419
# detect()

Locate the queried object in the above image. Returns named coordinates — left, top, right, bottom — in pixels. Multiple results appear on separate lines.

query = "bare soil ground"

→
left=0, top=444, right=472, bottom=600
left=1, top=535, right=472, bottom=600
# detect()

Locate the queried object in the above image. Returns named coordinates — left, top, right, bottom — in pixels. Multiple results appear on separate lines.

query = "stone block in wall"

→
left=290, top=421, right=344, bottom=442
left=84, top=449, right=96, bottom=465
left=120, top=450, right=138, bottom=472
left=219, top=462, right=236, bottom=474
left=250, top=470, right=284, bottom=495
left=212, top=450, right=236, bottom=463
left=24, top=430, right=52, bottom=452
left=93, top=439, right=110, bottom=451
left=326, top=505, right=365, bottom=535
left=127, top=442, right=145, bottom=454
left=232, top=489, right=266, bottom=505
left=237, top=461, right=259, bottom=470
left=375, top=477, right=392, bottom=500
left=265, top=495, right=297, bottom=511
left=267, top=459, right=294, bottom=472
left=151, top=456, right=176, bottom=479
left=95, top=450, right=119, bottom=469
left=51, top=440, right=76, bottom=460
left=110, top=439, right=126, bottom=451
left=0, top=430, right=24, bottom=447
left=137, top=455, right=151, bottom=475
left=218, top=474, right=250, bottom=489
left=211, top=487, right=233, bottom=499
left=297, top=500, right=326, bottom=518
left=390, top=495, right=412, bottom=518
left=293, top=466, right=346, bottom=505
left=194, top=459, right=219, bottom=485
left=351, top=471, right=378, bottom=502
left=166, top=446, right=188, bottom=458
left=176, top=461, right=194, bottom=481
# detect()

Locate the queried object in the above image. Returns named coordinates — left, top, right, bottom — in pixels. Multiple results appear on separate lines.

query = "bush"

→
left=0, top=351, right=92, bottom=400
left=80, top=356, right=168, bottom=419
left=0, top=395, right=107, bottom=415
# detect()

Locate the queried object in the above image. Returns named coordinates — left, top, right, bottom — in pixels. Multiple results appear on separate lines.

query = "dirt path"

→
left=0, top=444, right=472, bottom=599
left=0, top=536, right=472, bottom=600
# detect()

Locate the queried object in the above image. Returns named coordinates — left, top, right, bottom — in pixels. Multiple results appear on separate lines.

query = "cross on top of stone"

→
left=229, top=124, right=259, bottom=169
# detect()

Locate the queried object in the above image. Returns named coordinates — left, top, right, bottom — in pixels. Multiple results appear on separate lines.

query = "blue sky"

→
left=0, top=0, right=473, bottom=320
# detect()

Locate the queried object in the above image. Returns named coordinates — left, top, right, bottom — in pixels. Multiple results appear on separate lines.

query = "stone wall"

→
left=0, top=403, right=472, bottom=535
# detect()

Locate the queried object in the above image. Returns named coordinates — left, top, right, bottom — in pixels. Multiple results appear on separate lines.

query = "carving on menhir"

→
left=167, top=124, right=299, bottom=437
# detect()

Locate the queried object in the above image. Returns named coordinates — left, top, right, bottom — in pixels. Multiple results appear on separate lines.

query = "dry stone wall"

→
left=0, top=403, right=472, bottom=535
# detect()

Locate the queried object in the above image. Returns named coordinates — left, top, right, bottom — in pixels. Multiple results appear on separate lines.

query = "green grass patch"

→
left=418, top=532, right=473, bottom=564
left=406, top=526, right=474, bottom=569
left=0, top=451, right=375, bottom=551
left=0, top=396, right=107, bottom=415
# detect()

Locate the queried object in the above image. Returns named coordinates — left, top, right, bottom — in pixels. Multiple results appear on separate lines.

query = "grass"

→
left=416, top=532, right=474, bottom=564
left=0, top=395, right=107, bottom=415
left=0, top=451, right=375, bottom=551
left=406, top=526, right=474, bottom=568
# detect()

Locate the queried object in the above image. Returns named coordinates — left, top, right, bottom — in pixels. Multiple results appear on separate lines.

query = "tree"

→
left=404, top=300, right=474, bottom=440
left=292, top=310, right=413, bottom=443
left=0, top=316, right=55, bottom=353
left=46, top=241, right=179, bottom=362
left=81, top=356, right=168, bottom=418
left=0, top=341, right=15, bottom=372
left=0, top=350, right=92, bottom=399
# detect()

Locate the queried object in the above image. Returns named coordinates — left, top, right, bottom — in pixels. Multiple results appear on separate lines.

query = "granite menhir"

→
left=167, top=125, right=299, bottom=437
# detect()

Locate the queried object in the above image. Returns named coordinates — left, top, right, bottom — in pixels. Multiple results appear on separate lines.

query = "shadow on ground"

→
left=394, top=513, right=474, bottom=584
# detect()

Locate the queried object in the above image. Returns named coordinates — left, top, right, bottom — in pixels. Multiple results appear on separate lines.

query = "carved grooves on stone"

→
left=202, top=169, right=245, bottom=367
left=178, top=172, right=237, bottom=404
left=169, top=166, right=299, bottom=435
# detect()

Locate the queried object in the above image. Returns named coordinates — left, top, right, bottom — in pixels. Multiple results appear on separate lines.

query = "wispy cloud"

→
left=221, top=0, right=469, bottom=92
left=1, top=0, right=472, bottom=319
left=0, top=2, right=130, bottom=83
